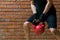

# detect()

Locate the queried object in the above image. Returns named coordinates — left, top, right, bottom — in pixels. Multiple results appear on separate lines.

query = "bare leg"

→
left=53, top=30, right=60, bottom=40
left=23, top=21, right=31, bottom=40
left=49, top=28, right=60, bottom=40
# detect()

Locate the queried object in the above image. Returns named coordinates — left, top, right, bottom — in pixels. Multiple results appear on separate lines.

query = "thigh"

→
left=26, top=14, right=35, bottom=23
left=46, top=15, right=57, bottom=29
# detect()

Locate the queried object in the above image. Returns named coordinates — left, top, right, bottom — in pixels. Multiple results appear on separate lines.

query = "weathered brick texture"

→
left=0, top=0, right=60, bottom=40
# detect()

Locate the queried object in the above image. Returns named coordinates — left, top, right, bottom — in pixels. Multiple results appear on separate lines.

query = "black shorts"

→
left=27, top=12, right=57, bottom=29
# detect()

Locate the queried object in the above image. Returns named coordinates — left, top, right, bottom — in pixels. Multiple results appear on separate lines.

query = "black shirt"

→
left=33, top=0, right=56, bottom=14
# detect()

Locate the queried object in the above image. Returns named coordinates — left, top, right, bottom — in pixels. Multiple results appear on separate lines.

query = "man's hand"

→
left=33, top=19, right=40, bottom=26
left=39, top=14, right=46, bottom=22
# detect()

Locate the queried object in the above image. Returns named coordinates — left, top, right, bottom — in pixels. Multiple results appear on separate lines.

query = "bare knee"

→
left=23, top=21, right=31, bottom=27
left=23, top=21, right=30, bottom=26
left=49, top=28, right=56, bottom=34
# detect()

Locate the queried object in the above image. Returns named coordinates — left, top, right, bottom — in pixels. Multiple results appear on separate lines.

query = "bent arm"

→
left=30, top=1, right=37, bottom=14
left=43, top=0, right=53, bottom=14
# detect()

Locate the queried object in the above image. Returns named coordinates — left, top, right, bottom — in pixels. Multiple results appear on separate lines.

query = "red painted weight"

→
left=32, top=23, right=45, bottom=35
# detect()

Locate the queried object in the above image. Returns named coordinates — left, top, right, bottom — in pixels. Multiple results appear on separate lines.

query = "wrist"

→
left=42, top=12, right=45, bottom=14
left=43, top=12, right=47, bottom=14
left=42, top=13, right=46, bottom=15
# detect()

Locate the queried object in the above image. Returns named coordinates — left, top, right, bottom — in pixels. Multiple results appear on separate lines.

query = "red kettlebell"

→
left=32, top=23, right=45, bottom=35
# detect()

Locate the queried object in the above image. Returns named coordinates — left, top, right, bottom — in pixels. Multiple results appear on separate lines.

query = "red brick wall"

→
left=0, top=0, right=60, bottom=40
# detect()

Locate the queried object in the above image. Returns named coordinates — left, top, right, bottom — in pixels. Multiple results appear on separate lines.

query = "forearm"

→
left=43, top=1, right=52, bottom=14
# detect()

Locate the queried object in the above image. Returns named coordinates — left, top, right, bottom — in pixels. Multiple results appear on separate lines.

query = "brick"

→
left=0, top=5, right=6, bottom=8
left=5, top=32, right=25, bottom=36
left=7, top=39, right=25, bottom=40
left=0, top=16, right=30, bottom=20
left=0, top=2, right=14, bottom=5
left=20, top=5, right=30, bottom=9
left=0, top=9, right=31, bottom=12
left=0, top=0, right=16, bottom=2
left=6, top=5, right=19, bottom=8
left=53, top=0, right=60, bottom=2
left=5, top=0, right=16, bottom=2
left=0, top=12, right=32, bottom=15
left=0, top=2, right=31, bottom=5
left=55, top=5, right=60, bottom=9
left=53, top=2, right=60, bottom=5
left=56, top=9, right=60, bottom=12
left=0, top=22, right=24, bottom=26
left=18, top=1, right=31, bottom=5
left=4, top=36, right=25, bottom=39
left=17, top=0, right=30, bottom=1
left=0, top=26, right=19, bottom=29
